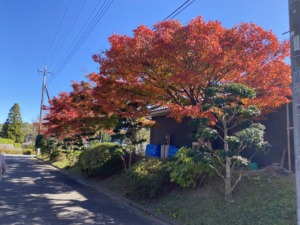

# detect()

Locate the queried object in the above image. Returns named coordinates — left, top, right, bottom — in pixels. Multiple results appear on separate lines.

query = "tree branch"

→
left=231, top=168, right=244, bottom=192
left=209, top=165, right=225, bottom=182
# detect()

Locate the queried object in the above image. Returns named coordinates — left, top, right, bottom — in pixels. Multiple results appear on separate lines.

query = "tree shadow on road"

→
left=0, top=157, right=151, bottom=225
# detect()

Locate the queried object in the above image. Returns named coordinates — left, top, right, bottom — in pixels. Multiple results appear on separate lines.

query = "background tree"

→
left=43, top=81, right=117, bottom=142
left=22, top=122, right=38, bottom=143
left=1, top=103, right=25, bottom=143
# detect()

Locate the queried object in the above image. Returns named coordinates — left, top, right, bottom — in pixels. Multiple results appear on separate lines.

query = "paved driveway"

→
left=0, top=155, right=156, bottom=225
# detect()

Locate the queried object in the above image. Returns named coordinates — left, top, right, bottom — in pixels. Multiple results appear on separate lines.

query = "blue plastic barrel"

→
left=145, top=144, right=161, bottom=157
left=168, top=145, right=179, bottom=157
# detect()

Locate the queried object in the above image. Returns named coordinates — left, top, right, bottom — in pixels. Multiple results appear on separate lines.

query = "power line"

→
left=48, top=0, right=114, bottom=84
left=48, top=0, right=192, bottom=85
left=53, top=0, right=113, bottom=75
left=48, top=0, right=87, bottom=68
left=169, top=0, right=195, bottom=20
left=39, top=0, right=72, bottom=68
left=163, top=0, right=195, bottom=21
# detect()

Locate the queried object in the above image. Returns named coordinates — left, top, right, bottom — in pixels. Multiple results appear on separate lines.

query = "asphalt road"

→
left=0, top=155, right=156, bottom=225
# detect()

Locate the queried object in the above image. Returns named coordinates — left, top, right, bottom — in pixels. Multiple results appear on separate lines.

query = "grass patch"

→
left=40, top=151, right=296, bottom=225
left=100, top=168, right=296, bottom=225
left=52, top=159, right=70, bottom=169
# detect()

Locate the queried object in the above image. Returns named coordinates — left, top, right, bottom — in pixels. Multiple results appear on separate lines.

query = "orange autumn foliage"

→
left=93, top=16, right=291, bottom=121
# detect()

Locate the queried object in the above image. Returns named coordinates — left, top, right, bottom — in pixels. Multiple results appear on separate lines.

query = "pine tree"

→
left=1, top=103, right=25, bottom=143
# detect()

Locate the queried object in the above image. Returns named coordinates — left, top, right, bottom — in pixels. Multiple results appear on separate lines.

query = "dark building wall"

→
left=150, top=116, right=197, bottom=148
left=249, top=104, right=294, bottom=170
left=150, top=104, right=294, bottom=170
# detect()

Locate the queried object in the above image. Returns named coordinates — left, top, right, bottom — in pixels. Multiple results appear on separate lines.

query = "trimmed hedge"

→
left=0, top=138, right=14, bottom=144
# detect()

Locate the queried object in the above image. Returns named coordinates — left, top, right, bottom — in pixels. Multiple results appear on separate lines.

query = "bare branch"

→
left=231, top=168, right=244, bottom=192
left=209, top=165, right=225, bottom=182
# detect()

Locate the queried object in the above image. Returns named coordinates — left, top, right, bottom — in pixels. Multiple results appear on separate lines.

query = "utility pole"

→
left=289, top=0, right=300, bottom=224
left=37, top=65, right=52, bottom=134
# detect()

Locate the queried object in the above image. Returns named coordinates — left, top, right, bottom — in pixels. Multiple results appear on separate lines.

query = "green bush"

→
left=0, top=138, right=15, bottom=144
left=78, top=143, right=124, bottom=177
left=166, top=147, right=215, bottom=188
left=49, top=150, right=67, bottom=162
left=66, top=150, right=81, bottom=166
left=126, top=158, right=170, bottom=199
left=13, top=143, right=21, bottom=148
left=41, top=137, right=58, bottom=156
left=23, top=148, right=34, bottom=155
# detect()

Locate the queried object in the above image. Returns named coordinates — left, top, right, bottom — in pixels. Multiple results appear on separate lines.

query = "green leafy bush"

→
left=41, top=137, right=58, bottom=155
left=126, top=158, right=170, bottom=199
left=50, top=150, right=67, bottom=162
left=167, top=147, right=215, bottom=188
left=13, top=143, right=21, bottom=149
left=23, top=148, right=34, bottom=155
left=78, top=143, right=124, bottom=177
left=66, top=150, right=81, bottom=166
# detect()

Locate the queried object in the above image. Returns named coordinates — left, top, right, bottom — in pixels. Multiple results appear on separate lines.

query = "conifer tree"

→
left=1, top=103, right=25, bottom=143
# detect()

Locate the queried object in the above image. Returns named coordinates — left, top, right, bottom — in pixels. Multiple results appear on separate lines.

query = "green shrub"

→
left=166, top=147, right=215, bottom=188
left=49, top=150, right=67, bottom=162
left=41, top=137, right=58, bottom=156
left=78, top=143, right=124, bottom=177
left=13, top=143, right=21, bottom=149
left=0, top=138, right=14, bottom=144
left=23, top=148, right=34, bottom=155
left=126, top=158, right=170, bottom=199
left=66, top=150, right=81, bottom=166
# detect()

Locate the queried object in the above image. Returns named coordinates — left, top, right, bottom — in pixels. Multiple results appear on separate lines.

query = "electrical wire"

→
left=48, top=0, right=114, bottom=84
left=163, top=0, right=195, bottom=21
left=53, top=0, right=113, bottom=75
left=169, top=0, right=195, bottom=20
left=48, top=0, right=87, bottom=68
left=39, top=0, right=72, bottom=69
left=48, top=0, right=192, bottom=84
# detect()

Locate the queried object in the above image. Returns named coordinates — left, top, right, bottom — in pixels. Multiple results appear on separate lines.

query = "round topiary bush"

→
left=125, top=158, right=170, bottom=199
left=78, top=143, right=124, bottom=177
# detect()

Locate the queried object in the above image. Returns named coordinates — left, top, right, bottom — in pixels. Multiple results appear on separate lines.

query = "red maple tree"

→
left=43, top=81, right=116, bottom=140
left=93, top=16, right=291, bottom=121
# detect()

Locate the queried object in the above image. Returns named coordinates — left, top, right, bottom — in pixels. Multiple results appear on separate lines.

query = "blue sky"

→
left=0, top=0, right=289, bottom=123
